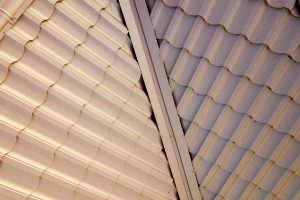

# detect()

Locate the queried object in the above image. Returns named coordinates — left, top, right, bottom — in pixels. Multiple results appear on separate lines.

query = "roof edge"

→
left=119, top=1, right=202, bottom=199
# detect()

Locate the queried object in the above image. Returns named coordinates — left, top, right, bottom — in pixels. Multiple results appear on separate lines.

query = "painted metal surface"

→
left=0, top=0, right=177, bottom=200
left=151, top=0, right=300, bottom=199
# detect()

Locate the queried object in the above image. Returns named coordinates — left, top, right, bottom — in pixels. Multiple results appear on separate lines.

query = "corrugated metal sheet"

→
left=151, top=0, right=300, bottom=199
left=0, top=0, right=178, bottom=200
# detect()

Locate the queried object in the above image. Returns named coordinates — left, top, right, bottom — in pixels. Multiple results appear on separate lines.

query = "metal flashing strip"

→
left=119, top=1, right=202, bottom=200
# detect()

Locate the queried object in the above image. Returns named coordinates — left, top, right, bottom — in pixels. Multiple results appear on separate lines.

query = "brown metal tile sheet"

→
left=0, top=0, right=178, bottom=200
left=151, top=0, right=300, bottom=199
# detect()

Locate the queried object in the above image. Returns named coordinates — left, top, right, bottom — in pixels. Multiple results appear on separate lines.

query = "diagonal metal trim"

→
left=119, top=1, right=202, bottom=199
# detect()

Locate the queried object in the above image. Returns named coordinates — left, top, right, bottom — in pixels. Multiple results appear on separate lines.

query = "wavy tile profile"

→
left=0, top=0, right=178, bottom=200
left=151, top=0, right=300, bottom=199
left=152, top=0, right=300, bottom=62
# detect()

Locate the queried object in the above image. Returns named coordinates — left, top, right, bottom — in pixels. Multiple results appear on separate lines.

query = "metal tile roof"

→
left=151, top=0, right=300, bottom=199
left=1, top=0, right=300, bottom=199
left=0, top=0, right=178, bottom=200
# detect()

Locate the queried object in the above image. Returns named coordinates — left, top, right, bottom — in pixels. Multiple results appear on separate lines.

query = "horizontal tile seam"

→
left=196, top=170, right=283, bottom=200
left=161, top=0, right=300, bottom=19
left=167, top=64, right=299, bottom=106
left=193, top=154, right=297, bottom=199
left=175, top=92, right=299, bottom=141
left=158, top=18, right=299, bottom=63
left=1, top=155, right=171, bottom=200
left=163, top=41, right=300, bottom=103
left=188, top=126, right=299, bottom=176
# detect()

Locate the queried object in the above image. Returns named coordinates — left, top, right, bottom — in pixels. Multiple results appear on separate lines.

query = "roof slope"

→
left=151, top=0, right=300, bottom=199
left=0, top=0, right=177, bottom=200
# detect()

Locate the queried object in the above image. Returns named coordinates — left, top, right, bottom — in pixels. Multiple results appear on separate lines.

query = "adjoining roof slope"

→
left=0, top=0, right=177, bottom=200
left=150, top=0, right=300, bottom=199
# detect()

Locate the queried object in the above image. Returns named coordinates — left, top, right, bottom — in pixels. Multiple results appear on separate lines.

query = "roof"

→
left=0, top=0, right=300, bottom=200
left=149, top=0, right=300, bottom=199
